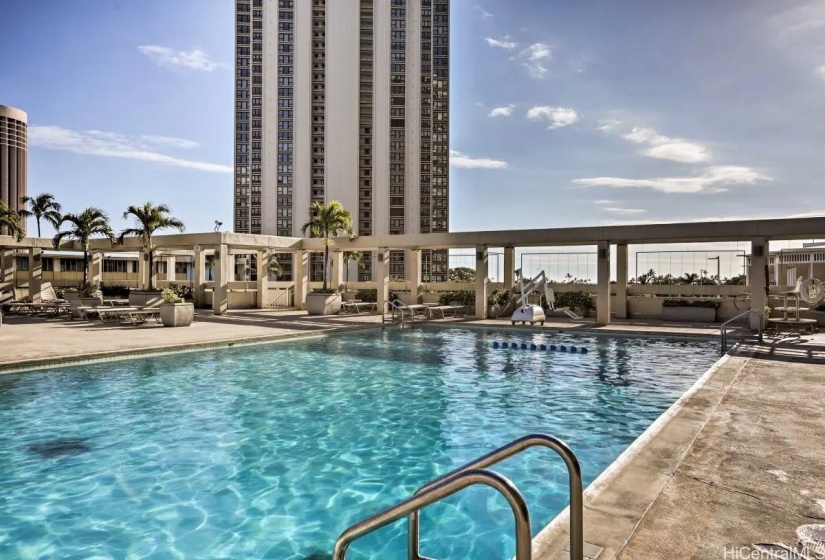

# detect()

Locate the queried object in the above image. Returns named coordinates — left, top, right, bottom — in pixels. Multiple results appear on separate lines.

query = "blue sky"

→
left=2, top=0, right=825, bottom=239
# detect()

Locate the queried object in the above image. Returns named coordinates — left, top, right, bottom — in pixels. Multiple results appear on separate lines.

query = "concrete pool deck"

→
left=1, top=309, right=824, bottom=559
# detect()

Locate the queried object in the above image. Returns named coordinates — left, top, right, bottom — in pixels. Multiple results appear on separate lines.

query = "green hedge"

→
left=354, top=288, right=398, bottom=303
left=488, top=288, right=511, bottom=306
left=662, top=299, right=720, bottom=309
left=439, top=290, right=476, bottom=306
left=554, top=291, right=594, bottom=313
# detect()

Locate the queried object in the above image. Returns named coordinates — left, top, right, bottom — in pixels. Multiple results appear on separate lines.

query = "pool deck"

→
left=1, top=309, right=824, bottom=559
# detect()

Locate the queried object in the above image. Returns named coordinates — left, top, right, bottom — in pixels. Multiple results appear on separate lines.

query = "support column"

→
left=749, top=237, right=769, bottom=331
left=212, top=244, right=229, bottom=315
left=504, top=247, right=515, bottom=291
left=90, top=251, right=103, bottom=287
left=330, top=251, right=344, bottom=293
left=475, top=246, right=489, bottom=319
left=596, top=241, right=611, bottom=326
left=1, top=249, right=13, bottom=288
left=409, top=249, right=421, bottom=303
left=376, top=247, right=390, bottom=313
left=166, top=256, right=176, bottom=283
left=294, top=250, right=309, bottom=310
left=256, top=250, right=269, bottom=309
left=193, top=247, right=205, bottom=307
left=28, top=248, right=42, bottom=302
left=615, top=243, right=629, bottom=320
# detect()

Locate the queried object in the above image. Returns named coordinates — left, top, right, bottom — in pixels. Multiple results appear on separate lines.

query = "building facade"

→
left=233, top=0, right=449, bottom=281
left=0, top=105, right=28, bottom=236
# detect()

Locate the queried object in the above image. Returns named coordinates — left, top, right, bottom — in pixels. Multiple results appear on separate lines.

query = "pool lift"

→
left=511, top=271, right=583, bottom=325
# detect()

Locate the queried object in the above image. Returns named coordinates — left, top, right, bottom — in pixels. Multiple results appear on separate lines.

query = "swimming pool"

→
left=0, top=327, right=718, bottom=559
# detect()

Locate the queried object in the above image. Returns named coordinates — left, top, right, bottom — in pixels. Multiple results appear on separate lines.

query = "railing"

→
left=268, top=286, right=294, bottom=309
left=333, top=469, right=531, bottom=560
left=333, top=433, right=584, bottom=560
left=385, top=299, right=414, bottom=328
left=720, top=309, right=764, bottom=355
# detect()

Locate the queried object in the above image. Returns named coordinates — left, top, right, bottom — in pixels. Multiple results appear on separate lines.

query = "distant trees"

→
left=0, top=201, right=25, bottom=241
left=448, top=267, right=476, bottom=283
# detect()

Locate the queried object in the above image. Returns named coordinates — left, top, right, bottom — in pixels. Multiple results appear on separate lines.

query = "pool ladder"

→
left=720, top=309, right=764, bottom=355
left=383, top=299, right=415, bottom=329
left=332, top=434, right=585, bottom=560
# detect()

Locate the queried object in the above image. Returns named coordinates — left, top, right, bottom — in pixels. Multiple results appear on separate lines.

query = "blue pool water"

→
left=0, top=328, right=718, bottom=559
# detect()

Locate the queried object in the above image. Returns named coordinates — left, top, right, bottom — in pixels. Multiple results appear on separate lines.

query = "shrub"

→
left=161, top=288, right=184, bottom=304
left=488, top=288, right=510, bottom=306
left=554, top=291, right=595, bottom=314
left=101, top=285, right=131, bottom=298
left=354, top=288, right=398, bottom=302
left=439, top=290, right=475, bottom=306
left=662, top=299, right=721, bottom=309
left=167, top=284, right=193, bottom=301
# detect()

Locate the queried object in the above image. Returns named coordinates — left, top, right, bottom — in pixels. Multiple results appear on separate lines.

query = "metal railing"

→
left=333, top=433, right=584, bottom=560
left=720, top=309, right=764, bottom=355
left=384, top=299, right=414, bottom=328
left=333, top=469, right=531, bottom=560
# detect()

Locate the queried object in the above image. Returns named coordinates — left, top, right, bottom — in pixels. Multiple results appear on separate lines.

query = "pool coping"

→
left=529, top=346, right=748, bottom=560
left=0, top=324, right=383, bottom=375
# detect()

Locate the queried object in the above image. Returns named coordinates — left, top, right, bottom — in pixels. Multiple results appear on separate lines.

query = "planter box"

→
left=129, top=291, right=163, bottom=308
left=306, top=292, right=342, bottom=315
left=160, top=302, right=194, bottom=327
left=662, top=306, right=717, bottom=323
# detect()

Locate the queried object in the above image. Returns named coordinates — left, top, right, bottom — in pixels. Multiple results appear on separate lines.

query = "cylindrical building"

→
left=0, top=105, right=28, bottom=235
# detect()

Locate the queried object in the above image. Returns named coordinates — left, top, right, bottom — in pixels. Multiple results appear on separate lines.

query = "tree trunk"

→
left=149, top=249, right=154, bottom=290
left=323, top=243, right=329, bottom=291
left=36, top=219, right=41, bottom=238
left=83, top=248, right=89, bottom=286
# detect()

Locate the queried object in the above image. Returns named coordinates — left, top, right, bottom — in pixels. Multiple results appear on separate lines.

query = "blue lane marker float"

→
left=491, top=341, right=589, bottom=354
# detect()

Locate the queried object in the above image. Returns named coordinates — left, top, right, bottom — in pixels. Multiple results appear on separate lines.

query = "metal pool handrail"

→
left=408, top=433, right=584, bottom=560
left=721, top=309, right=764, bottom=355
left=332, top=469, right=532, bottom=560
left=385, top=299, right=414, bottom=328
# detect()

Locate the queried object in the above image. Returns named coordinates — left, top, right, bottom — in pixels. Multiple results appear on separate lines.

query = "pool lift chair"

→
left=511, top=271, right=582, bottom=325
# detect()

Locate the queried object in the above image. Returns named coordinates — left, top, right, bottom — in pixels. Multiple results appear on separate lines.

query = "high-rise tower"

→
left=234, top=0, right=449, bottom=281
left=0, top=105, right=28, bottom=236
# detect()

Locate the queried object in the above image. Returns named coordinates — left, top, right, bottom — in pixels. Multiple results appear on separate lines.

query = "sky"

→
left=2, top=0, right=825, bottom=244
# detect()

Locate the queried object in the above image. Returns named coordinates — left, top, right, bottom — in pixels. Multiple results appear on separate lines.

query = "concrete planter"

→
left=488, top=304, right=507, bottom=319
left=306, top=292, right=342, bottom=315
left=421, top=293, right=441, bottom=304
left=129, top=291, right=163, bottom=308
left=662, top=306, right=717, bottom=323
left=160, top=302, right=194, bottom=327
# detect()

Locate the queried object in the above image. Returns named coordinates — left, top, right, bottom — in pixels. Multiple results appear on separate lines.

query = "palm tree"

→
left=301, top=200, right=354, bottom=291
left=681, top=272, right=700, bottom=285
left=19, top=193, right=62, bottom=238
left=0, top=201, right=25, bottom=241
left=52, top=207, right=115, bottom=285
left=267, top=253, right=283, bottom=278
left=344, top=251, right=365, bottom=286
left=118, top=203, right=185, bottom=290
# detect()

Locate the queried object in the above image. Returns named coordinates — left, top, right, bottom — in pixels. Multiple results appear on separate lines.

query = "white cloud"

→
left=138, top=45, right=226, bottom=71
left=817, top=65, right=825, bottom=80
left=527, top=106, right=579, bottom=129
left=488, top=104, right=515, bottom=118
left=485, top=37, right=517, bottom=50
left=597, top=119, right=622, bottom=133
left=594, top=199, right=613, bottom=205
left=450, top=150, right=508, bottom=169
left=520, top=42, right=552, bottom=78
left=623, top=127, right=711, bottom=164
left=141, top=135, right=200, bottom=149
left=29, top=125, right=231, bottom=174
left=603, top=207, right=647, bottom=215
left=474, top=5, right=494, bottom=19
left=574, top=166, right=771, bottom=194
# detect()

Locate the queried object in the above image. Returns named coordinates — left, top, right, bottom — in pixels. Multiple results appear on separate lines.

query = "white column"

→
left=475, top=246, right=489, bottom=319
left=138, top=250, right=149, bottom=290
left=294, top=250, right=309, bottom=310
left=1, top=249, right=14, bottom=289
left=166, top=256, right=176, bottom=283
left=194, top=247, right=205, bottom=307
left=28, top=248, right=42, bottom=302
left=615, top=244, right=629, bottom=320
left=213, top=244, right=229, bottom=315
left=256, top=250, right=268, bottom=309
left=330, top=251, right=344, bottom=293
left=504, top=247, right=515, bottom=291
left=596, top=241, right=611, bottom=326
left=749, top=237, right=769, bottom=330
left=90, top=251, right=103, bottom=287
left=376, top=247, right=390, bottom=313
left=409, top=249, right=421, bottom=303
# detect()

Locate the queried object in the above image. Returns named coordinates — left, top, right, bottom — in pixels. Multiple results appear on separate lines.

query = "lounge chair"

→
left=120, top=308, right=161, bottom=325
left=340, top=300, right=378, bottom=315
left=426, top=304, right=469, bottom=319
left=545, top=288, right=583, bottom=320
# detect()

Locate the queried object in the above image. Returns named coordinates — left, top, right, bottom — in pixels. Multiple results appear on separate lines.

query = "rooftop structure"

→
left=0, top=105, right=28, bottom=236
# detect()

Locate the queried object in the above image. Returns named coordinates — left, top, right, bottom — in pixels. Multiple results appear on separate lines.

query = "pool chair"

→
left=545, top=288, right=583, bottom=320
left=5, top=282, right=69, bottom=317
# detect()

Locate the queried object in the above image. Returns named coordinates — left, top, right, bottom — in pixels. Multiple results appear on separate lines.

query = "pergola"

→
left=2, top=215, right=824, bottom=327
